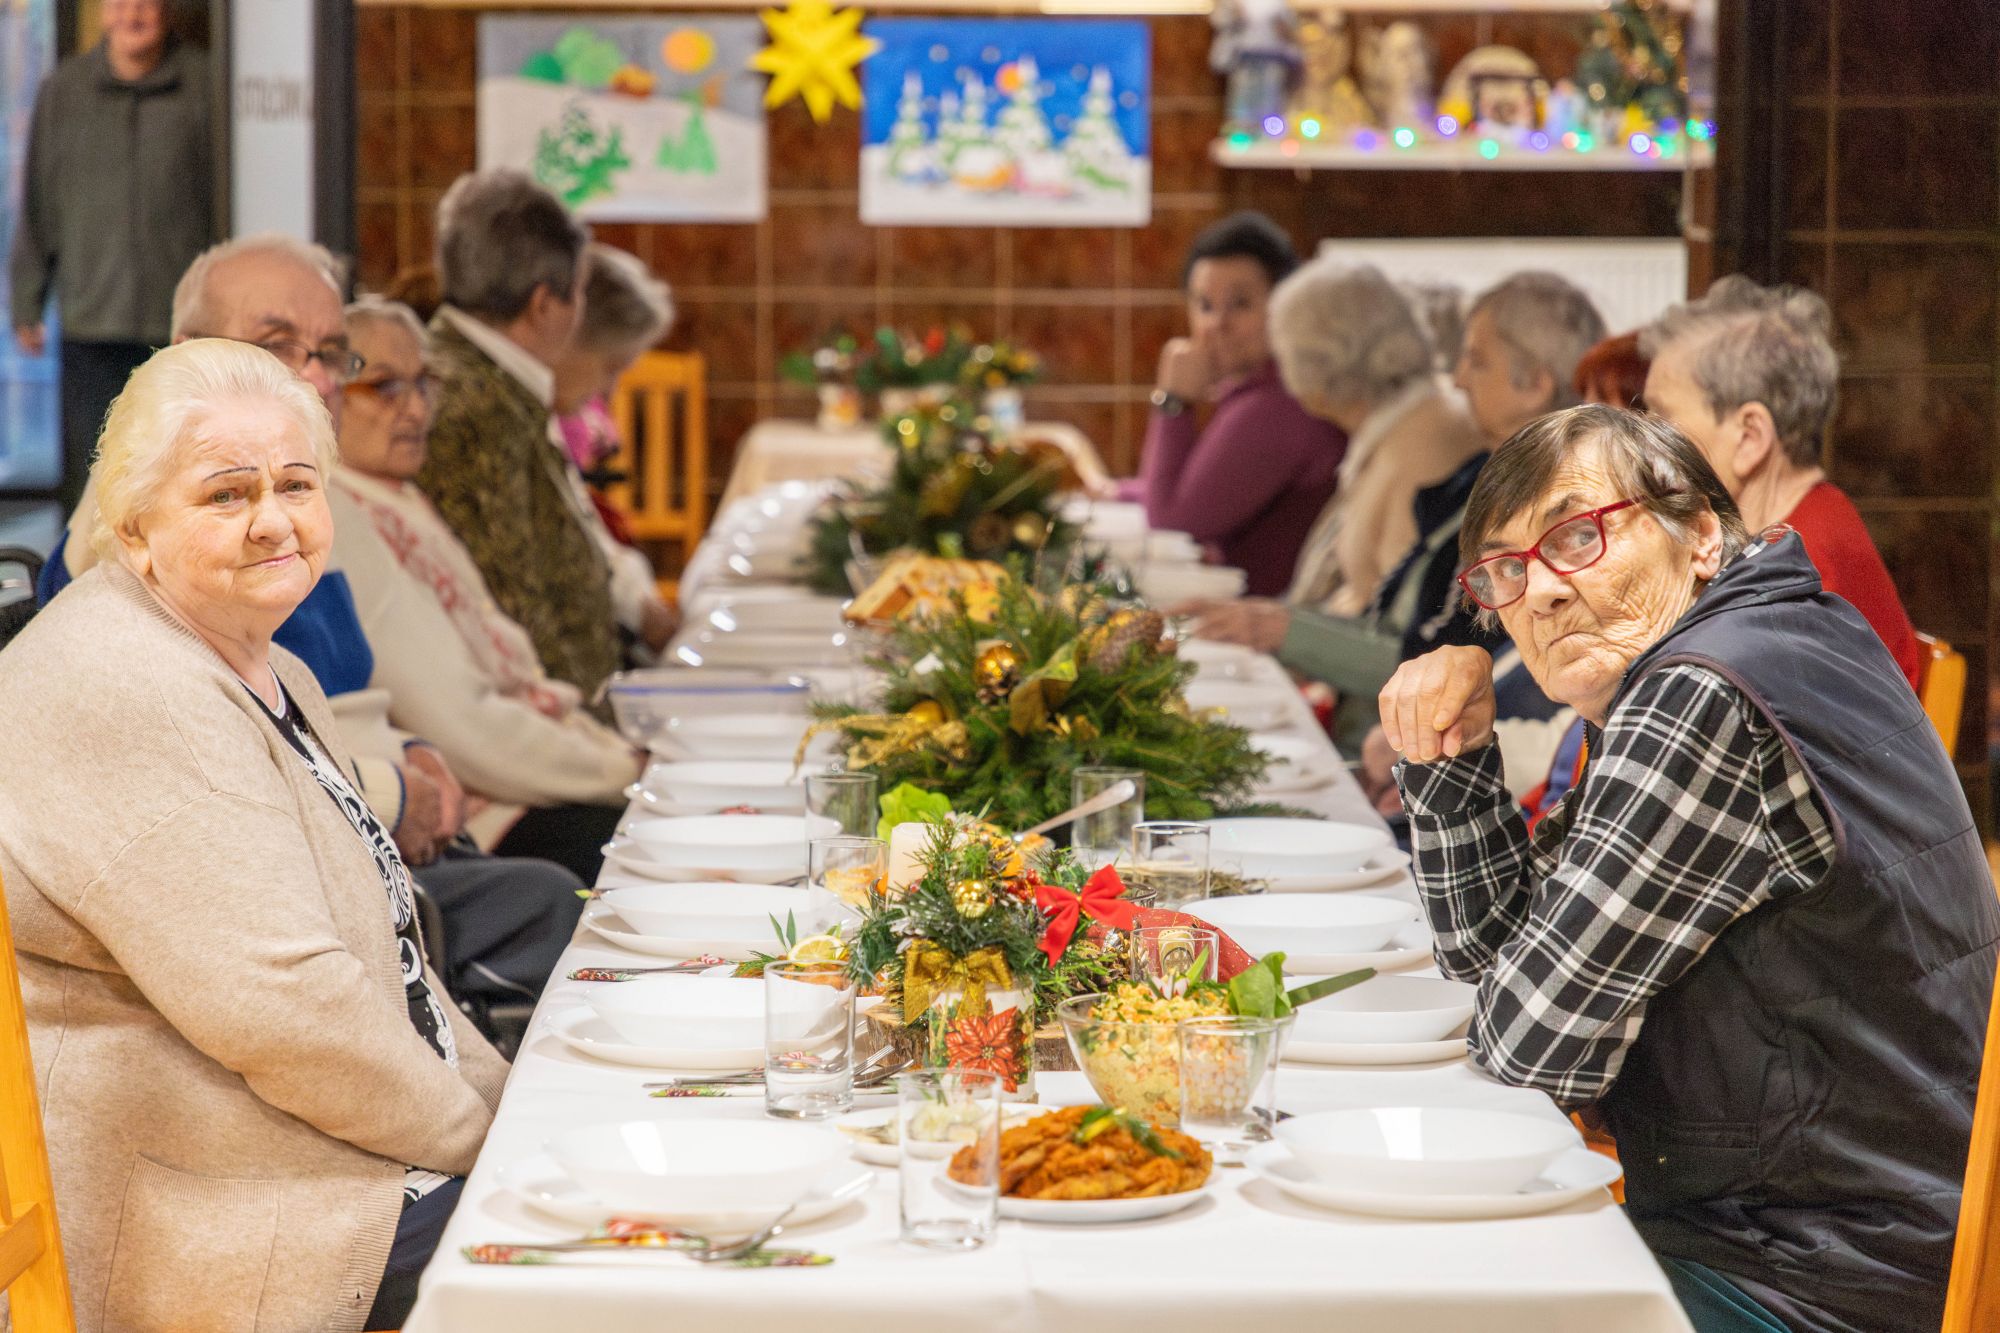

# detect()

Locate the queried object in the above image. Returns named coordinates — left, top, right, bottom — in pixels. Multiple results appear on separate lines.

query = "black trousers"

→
left=364, top=1176, right=464, bottom=1331
left=58, top=339, right=151, bottom=514
left=412, top=848, right=584, bottom=1018
left=490, top=802, right=625, bottom=886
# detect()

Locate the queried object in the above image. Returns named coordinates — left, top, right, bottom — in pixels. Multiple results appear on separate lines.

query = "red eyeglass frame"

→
left=1456, top=497, right=1647, bottom=611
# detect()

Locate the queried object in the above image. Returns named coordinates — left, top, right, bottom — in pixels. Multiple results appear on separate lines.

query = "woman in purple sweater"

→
left=1138, top=212, right=1348, bottom=596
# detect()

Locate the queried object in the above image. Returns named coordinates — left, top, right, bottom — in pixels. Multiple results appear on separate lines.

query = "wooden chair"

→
left=605, top=352, right=709, bottom=600
left=0, top=872, right=75, bottom=1332
left=1943, top=959, right=2000, bottom=1333
left=1916, top=631, right=1967, bottom=756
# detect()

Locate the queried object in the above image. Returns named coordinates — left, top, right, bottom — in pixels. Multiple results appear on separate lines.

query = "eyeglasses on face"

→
left=1457, top=498, right=1648, bottom=611
left=344, top=372, right=442, bottom=412
left=253, top=338, right=366, bottom=383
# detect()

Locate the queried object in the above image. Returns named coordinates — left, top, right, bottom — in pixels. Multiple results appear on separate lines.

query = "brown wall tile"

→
left=1009, top=303, right=1118, bottom=385
left=356, top=8, right=399, bottom=97
left=1835, top=0, right=2000, bottom=98
left=883, top=296, right=1000, bottom=341
left=407, top=9, right=476, bottom=95
left=651, top=223, right=759, bottom=289
left=770, top=205, right=877, bottom=287
left=1834, top=107, right=2000, bottom=233
left=885, top=227, right=999, bottom=291
left=767, top=108, right=861, bottom=192
left=1150, top=16, right=1211, bottom=99
left=1151, top=105, right=1222, bottom=194
left=358, top=98, right=401, bottom=192
left=1009, top=229, right=1124, bottom=292
left=771, top=298, right=878, bottom=363
left=407, top=101, right=477, bottom=189
left=1131, top=206, right=1213, bottom=289
left=1782, top=0, right=1830, bottom=98
left=355, top=200, right=400, bottom=290
left=1832, top=376, right=1995, bottom=499
left=665, top=299, right=761, bottom=387
left=1782, top=110, right=1826, bottom=233
left=1128, top=300, right=1182, bottom=384
left=1832, top=244, right=1998, bottom=369
left=1862, top=507, right=1989, bottom=642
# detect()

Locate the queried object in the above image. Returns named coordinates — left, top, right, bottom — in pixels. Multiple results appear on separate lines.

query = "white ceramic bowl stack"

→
left=606, top=670, right=814, bottom=754
left=597, top=881, right=829, bottom=940
left=701, top=595, right=849, bottom=636
left=1280, top=973, right=1478, bottom=1066
left=1248, top=733, right=1335, bottom=793
left=636, top=760, right=807, bottom=814
left=583, top=974, right=767, bottom=1050
left=1201, top=818, right=1395, bottom=878
left=611, top=813, right=838, bottom=882
left=1187, top=893, right=1415, bottom=958
left=1135, top=562, right=1249, bottom=606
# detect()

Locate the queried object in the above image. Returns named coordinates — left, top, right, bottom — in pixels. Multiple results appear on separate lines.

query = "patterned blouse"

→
left=253, top=678, right=459, bottom=1201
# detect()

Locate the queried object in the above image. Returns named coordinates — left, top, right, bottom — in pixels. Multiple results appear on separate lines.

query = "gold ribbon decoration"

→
left=902, top=942, right=1012, bottom=1019
left=796, top=708, right=969, bottom=771
left=1007, top=639, right=1078, bottom=736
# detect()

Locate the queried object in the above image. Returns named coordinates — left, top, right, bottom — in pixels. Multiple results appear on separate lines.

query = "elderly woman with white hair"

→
left=0, top=340, right=504, bottom=1333
left=332, top=294, right=642, bottom=881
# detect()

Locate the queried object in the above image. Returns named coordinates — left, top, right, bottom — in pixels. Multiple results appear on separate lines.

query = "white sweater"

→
left=327, top=469, right=641, bottom=828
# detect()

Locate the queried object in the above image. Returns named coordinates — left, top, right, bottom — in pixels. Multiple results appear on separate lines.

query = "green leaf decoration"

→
left=552, top=27, right=624, bottom=89
left=877, top=782, right=953, bottom=842
left=521, top=51, right=565, bottom=83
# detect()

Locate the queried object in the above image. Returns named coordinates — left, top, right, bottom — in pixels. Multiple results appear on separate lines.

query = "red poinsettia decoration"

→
left=942, top=1004, right=1027, bottom=1093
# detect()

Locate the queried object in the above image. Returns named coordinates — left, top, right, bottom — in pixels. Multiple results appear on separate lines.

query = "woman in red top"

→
left=1643, top=277, right=1920, bottom=689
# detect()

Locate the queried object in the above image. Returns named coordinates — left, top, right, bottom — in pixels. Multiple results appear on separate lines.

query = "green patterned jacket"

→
left=416, top=316, right=622, bottom=701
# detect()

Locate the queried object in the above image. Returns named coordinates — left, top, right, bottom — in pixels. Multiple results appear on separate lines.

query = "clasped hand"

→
left=1378, top=645, right=1496, bottom=764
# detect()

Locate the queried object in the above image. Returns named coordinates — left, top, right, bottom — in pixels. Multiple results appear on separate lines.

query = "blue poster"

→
left=859, top=18, right=1150, bottom=228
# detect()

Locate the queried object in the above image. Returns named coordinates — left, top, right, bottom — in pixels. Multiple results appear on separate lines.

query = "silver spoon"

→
left=1014, top=778, right=1137, bottom=842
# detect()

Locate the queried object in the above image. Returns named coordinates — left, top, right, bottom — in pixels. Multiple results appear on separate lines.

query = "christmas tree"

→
left=1575, top=0, right=1687, bottom=126
left=656, top=93, right=718, bottom=175
left=886, top=71, right=934, bottom=183
left=1062, top=66, right=1133, bottom=191
left=935, top=88, right=964, bottom=167
left=992, top=56, right=1053, bottom=164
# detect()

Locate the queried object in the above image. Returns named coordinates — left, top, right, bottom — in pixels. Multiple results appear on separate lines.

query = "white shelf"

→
left=1211, top=135, right=1710, bottom=172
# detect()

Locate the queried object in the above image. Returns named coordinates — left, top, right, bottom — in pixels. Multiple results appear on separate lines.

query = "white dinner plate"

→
left=1202, top=818, right=1396, bottom=877
left=1000, top=1178, right=1216, bottom=1224
left=1282, top=1026, right=1469, bottom=1068
left=1279, top=921, right=1435, bottom=975
left=497, top=1153, right=874, bottom=1234
left=603, top=845, right=808, bottom=886
left=545, top=1007, right=764, bottom=1071
left=832, top=1107, right=1040, bottom=1167
left=1246, top=1143, right=1621, bottom=1220
left=582, top=907, right=772, bottom=962
left=1184, top=682, right=1290, bottom=730
left=1259, top=851, right=1414, bottom=894
left=1247, top=734, right=1336, bottom=793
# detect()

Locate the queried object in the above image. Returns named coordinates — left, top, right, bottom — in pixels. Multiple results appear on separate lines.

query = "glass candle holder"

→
left=1127, top=820, right=1211, bottom=908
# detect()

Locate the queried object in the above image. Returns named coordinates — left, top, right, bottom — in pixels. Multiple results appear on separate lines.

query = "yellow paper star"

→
left=748, top=0, right=880, bottom=123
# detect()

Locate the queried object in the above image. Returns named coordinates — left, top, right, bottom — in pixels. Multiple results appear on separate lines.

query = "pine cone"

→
left=1088, top=608, right=1166, bottom=673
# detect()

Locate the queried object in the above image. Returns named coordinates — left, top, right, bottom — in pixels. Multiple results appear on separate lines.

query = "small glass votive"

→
left=810, top=835, right=886, bottom=911
left=806, top=770, right=880, bottom=838
left=896, top=1069, right=1001, bottom=1250
left=764, top=961, right=856, bottom=1120
left=1177, top=1014, right=1292, bottom=1164
left=1071, top=766, right=1146, bottom=871
left=1131, top=925, right=1221, bottom=990
left=1128, top=821, right=1211, bottom=908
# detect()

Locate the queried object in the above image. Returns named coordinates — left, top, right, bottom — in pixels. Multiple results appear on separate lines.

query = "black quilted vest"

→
left=1598, top=533, right=1999, bottom=1333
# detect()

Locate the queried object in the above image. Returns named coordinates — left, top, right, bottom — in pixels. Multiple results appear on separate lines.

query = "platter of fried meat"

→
left=949, top=1104, right=1216, bottom=1223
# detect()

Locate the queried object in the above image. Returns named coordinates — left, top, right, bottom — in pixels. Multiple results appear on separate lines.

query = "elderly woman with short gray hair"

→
left=0, top=339, right=505, bottom=1333
left=1381, top=403, right=1996, bottom=1333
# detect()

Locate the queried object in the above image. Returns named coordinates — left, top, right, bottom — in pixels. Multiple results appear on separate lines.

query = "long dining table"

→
left=403, top=481, right=1693, bottom=1333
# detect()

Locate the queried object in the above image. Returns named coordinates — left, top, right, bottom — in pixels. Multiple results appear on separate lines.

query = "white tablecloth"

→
left=405, top=484, right=1691, bottom=1333
left=717, top=419, right=1111, bottom=514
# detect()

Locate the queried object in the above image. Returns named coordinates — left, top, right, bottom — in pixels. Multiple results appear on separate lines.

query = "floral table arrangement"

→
left=958, top=339, right=1040, bottom=441
left=810, top=566, right=1271, bottom=827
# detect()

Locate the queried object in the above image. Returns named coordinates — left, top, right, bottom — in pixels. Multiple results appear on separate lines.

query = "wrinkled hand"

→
left=394, top=766, right=448, bottom=866
left=1186, top=597, right=1291, bottom=654
left=1156, top=336, right=1217, bottom=403
left=403, top=744, right=465, bottom=840
left=639, top=595, right=680, bottom=653
left=14, top=323, right=45, bottom=356
left=1378, top=645, right=1496, bottom=764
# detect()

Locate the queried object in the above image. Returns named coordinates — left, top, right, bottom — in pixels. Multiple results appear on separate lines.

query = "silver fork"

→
left=469, top=1203, right=799, bottom=1264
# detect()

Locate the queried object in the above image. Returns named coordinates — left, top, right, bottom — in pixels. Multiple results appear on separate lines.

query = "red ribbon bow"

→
left=1035, top=865, right=1138, bottom=963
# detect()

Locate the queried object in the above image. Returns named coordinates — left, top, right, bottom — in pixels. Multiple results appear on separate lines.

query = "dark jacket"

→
left=8, top=40, right=213, bottom=343
left=1601, top=533, right=1999, bottom=1333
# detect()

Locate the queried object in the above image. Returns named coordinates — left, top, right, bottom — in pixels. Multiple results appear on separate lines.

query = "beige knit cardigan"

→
left=0, top=565, right=508, bottom=1333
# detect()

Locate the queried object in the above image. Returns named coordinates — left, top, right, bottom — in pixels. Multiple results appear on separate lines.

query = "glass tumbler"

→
left=1177, top=1015, right=1292, bottom=1164
left=806, top=770, right=879, bottom=838
left=896, top=1069, right=1001, bottom=1250
left=809, top=835, right=886, bottom=912
left=1131, top=925, right=1222, bottom=990
left=1128, top=820, right=1211, bottom=908
left=1070, top=766, right=1146, bottom=871
left=764, top=961, right=856, bottom=1120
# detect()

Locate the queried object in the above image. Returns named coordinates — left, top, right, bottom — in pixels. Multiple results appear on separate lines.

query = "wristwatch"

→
left=1149, top=387, right=1187, bottom=416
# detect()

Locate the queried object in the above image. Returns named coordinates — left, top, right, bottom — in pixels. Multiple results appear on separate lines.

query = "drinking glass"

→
left=896, top=1069, right=1001, bottom=1250
left=1131, top=925, right=1221, bottom=989
left=809, top=835, right=886, bottom=911
left=1177, top=1015, right=1292, bottom=1164
left=1071, top=766, right=1146, bottom=871
left=806, top=771, right=879, bottom=838
left=764, top=961, right=855, bottom=1120
left=1127, top=821, right=1211, bottom=908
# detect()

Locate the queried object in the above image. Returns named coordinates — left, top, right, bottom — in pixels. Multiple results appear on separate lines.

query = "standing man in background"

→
left=9, top=0, right=213, bottom=511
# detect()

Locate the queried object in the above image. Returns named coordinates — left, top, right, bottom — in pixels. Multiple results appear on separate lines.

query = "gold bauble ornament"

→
left=951, top=877, right=993, bottom=918
left=1011, top=512, right=1050, bottom=547
left=908, top=699, right=947, bottom=726
left=974, top=642, right=1024, bottom=703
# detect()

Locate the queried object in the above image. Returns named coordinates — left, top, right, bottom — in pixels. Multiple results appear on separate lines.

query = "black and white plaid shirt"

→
left=1397, top=662, right=1838, bottom=1109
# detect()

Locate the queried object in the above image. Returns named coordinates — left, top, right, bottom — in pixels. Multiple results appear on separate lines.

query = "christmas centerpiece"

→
left=810, top=565, right=1271, bottom=828
left=959, top=339, right=1040, bottom=441
left=855, top=325, right=974, bottom=418
left=778, top=330, right=863, bottom=430
left=802, top=397, right=1079, bottom=595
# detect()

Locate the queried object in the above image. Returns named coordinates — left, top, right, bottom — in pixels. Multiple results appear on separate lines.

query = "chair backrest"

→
left=1916, top=631, right=1966, bottom=756
left=1944, top=957, right=2000, bottom=1333
left=605, top=352, right=709, bottom=592
left=0, top=872, right=76, bottom=1331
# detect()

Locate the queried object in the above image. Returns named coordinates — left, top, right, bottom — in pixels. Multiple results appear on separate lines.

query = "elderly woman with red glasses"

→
left=1379, top=404, right=1997, bottom=1333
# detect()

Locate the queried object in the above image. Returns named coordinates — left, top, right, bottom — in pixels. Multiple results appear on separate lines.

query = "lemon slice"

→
left=788, top=930, right=847, bottom=964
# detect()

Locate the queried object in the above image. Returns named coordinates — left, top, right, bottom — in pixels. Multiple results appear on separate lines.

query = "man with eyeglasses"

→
left=37, top=233, right=585, bottom=1047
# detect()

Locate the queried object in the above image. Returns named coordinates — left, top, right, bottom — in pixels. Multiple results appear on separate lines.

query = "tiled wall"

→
left=353, top=7, right=1682, bottom=485
left=1737, top=0, right=1999, bottom=816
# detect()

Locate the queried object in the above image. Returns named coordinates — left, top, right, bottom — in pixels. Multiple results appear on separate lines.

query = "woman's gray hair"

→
left=344, top=294, right=429, bottom=352
left=1459, top=404, right=1751, bottom=623
left=577, top=243, right=674, bottom=356
left=170, top=234, right=345, bottom=339
left=1267, top=259, right=1434, bottom=409
left=89, top=339, right=338, bottom=563
left=1400, top=280, right=1466, bottom=373
left=435, top=169, right=589, bottom=323
left=1640, top=275, right=1838, bottom=468
left=1467, top=272, right=1607, bottom=410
